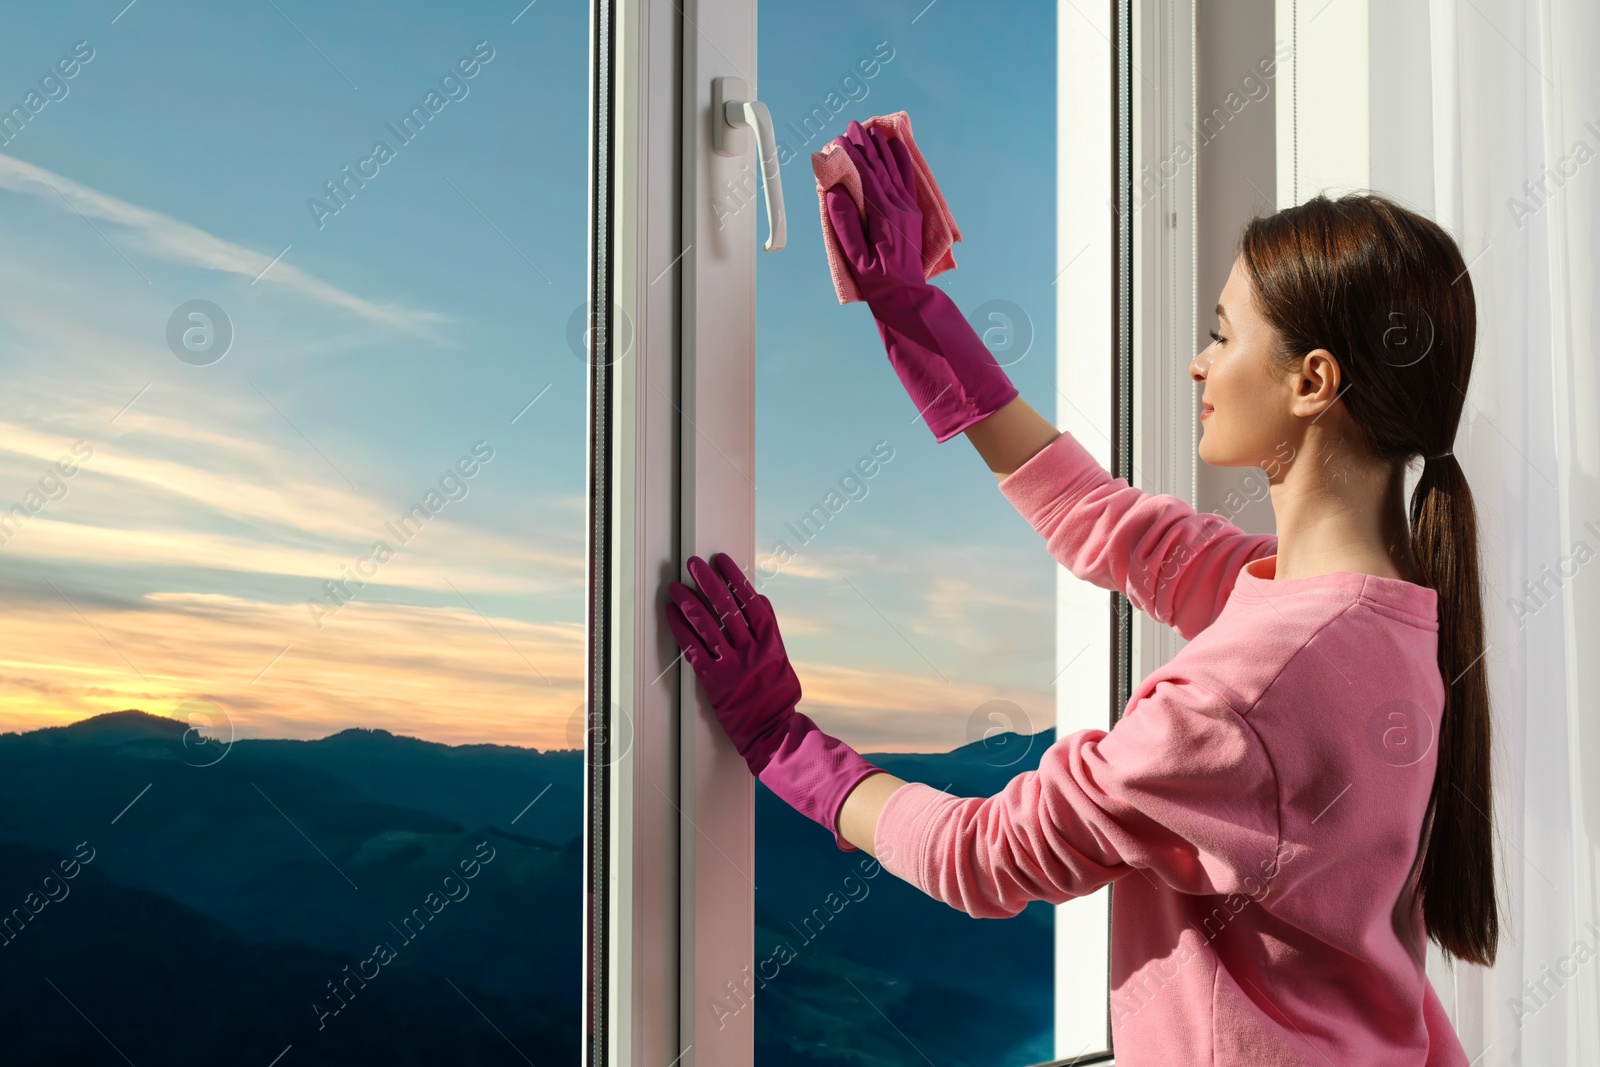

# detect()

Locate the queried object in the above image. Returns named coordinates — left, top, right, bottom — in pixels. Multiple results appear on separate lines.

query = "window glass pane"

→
left=755, top=4, right=1059, bottom=1064
left=0, top=4, right=587, bottom=1061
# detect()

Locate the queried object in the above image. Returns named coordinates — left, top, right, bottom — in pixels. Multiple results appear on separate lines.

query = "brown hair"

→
left=1239, top=192, right=1498, bottom=966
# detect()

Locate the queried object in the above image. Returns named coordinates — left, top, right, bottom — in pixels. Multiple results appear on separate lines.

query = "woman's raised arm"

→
left=986, top=400, right=1277, bottom=641
left=962, top=394, right=1062, bottom=478
left=822, top=124, right=1272, bottom=635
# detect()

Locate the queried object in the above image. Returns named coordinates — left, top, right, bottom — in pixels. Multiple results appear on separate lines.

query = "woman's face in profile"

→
left=1190, top=256, right=1301, bottom=471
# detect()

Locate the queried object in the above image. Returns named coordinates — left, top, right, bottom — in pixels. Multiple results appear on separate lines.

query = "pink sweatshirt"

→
left=871, top=430, right=1468, bottom=1066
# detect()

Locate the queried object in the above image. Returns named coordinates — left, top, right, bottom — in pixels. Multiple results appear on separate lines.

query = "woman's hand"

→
left=817, top=121, right=1019, bottom=444
left=664, top=552, right=801, bottom=775
left=824, top=121, right=924, bottom=304
left=663, top=552, right=889, bottom=851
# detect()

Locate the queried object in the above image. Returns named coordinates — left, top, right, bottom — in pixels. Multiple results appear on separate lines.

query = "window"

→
left=0, top=4, right=587, bottom=1062
left=636, top=0, right=1143, bottom=1063
left=746, top=5, right=1068, bottom=1066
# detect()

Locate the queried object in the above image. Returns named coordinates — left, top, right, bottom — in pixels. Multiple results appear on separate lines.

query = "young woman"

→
left=663, top=121, right=1498, bottom=1065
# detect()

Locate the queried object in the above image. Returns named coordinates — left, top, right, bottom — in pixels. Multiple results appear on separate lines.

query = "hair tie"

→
left=1426, top=450, right=1454, bottom=461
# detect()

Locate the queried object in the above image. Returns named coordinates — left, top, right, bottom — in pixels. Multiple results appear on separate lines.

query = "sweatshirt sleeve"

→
left=871, top=678, right=1281, bottom=919
left=998, top=431, right=1277, bottom=640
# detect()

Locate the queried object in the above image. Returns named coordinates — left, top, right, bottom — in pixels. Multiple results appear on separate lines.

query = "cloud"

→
left=792, top=658, right=1053, bottom=753
left=0, top=588, right=584, bottom=748
left=0, top=152, right=453, bottom=342
left=0, top=416, right=585, bottom=595
left=4, top=515, right=583, bottom=597
left=0, top=418, right=380, bottom=542
left=754, top=553, right=845, bottom=583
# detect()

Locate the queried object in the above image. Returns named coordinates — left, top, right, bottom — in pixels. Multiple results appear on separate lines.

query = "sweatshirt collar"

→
left=1234, top=554, right=1439, bottom=626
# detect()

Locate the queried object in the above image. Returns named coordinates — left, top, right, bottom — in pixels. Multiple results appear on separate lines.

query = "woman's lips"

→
left=1200, top=404, right=1213, bottom=420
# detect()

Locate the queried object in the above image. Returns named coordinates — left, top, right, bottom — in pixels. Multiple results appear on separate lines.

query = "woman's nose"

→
left=1189, top=348, right=1211, bottom=382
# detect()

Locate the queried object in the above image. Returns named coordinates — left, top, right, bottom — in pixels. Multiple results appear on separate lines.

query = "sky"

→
left=0, top=0, right=1058, bottom=753
left=752, top=1, right=1061, bottom=751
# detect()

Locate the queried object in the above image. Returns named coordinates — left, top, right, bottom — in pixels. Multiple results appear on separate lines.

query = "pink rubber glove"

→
left=664, top=552, right=885, bottom=851
left=824, top=121, right=1018, bottom=443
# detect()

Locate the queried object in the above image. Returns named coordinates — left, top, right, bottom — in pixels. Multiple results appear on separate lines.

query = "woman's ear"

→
left=1289, top=348, right=1343, bottom=420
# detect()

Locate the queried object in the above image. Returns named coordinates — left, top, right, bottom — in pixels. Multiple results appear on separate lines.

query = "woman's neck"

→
left=1267, top=442, right=1415, bottom=582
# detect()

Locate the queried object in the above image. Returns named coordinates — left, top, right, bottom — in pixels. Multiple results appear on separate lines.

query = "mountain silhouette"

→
left=15, top=707, right=188, bottom=742
left=0, top=710, right=1059, bottom=1065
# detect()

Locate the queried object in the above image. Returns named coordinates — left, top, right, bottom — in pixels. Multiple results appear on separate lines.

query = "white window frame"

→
left=1129, top=0, right=1200, bottom=682
left=587, top=1, right=688, bottom=1065
left=596, top=1, right=763, bottom=1066
left=674, top=0, right=762, bottom=1065
left=1053, top=0, right=1119, bottom=1060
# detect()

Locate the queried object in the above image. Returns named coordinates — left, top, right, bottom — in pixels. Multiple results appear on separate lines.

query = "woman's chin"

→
left=1196, top=434, right=1245, bottom=469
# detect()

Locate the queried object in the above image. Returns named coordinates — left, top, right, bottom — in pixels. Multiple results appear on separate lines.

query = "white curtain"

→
left=1420, top=0, right=1600, bottom=1062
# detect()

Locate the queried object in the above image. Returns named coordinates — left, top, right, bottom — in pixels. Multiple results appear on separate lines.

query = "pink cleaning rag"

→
left=811, top=111, right=962, bottom=305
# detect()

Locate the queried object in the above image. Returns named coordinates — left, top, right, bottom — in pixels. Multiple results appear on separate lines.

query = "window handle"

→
left=711, top=76, right=786, bottom=252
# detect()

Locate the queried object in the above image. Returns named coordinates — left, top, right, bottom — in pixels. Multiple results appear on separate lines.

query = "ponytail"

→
left=1409, top=453, right=1498, bottom=966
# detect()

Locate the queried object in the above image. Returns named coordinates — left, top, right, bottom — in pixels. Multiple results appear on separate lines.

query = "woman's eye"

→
left=1208, top=329, right=1226, bottom=346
